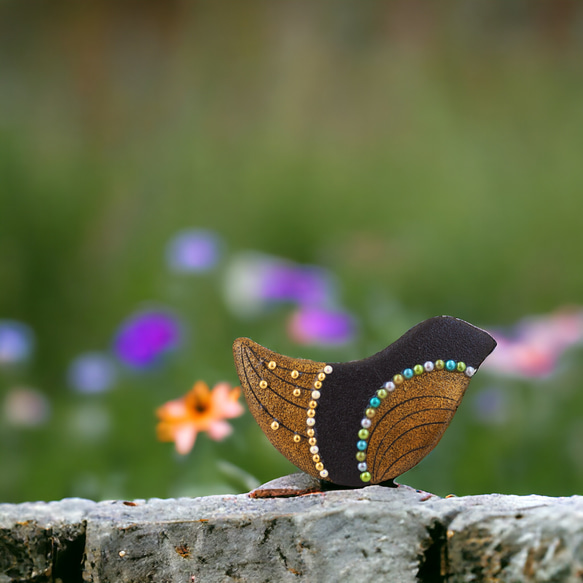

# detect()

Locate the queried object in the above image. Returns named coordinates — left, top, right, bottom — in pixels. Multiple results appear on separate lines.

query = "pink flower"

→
left=156, top=381, right=244, bottom=455
left=484, top=308, right=583, bottom=378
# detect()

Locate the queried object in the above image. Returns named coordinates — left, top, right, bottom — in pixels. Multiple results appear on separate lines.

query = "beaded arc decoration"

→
left=356, top=359, right=475, bottom=483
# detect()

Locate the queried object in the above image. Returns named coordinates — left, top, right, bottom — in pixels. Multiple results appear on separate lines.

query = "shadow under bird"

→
left=233, top=315, right=496, bottom=488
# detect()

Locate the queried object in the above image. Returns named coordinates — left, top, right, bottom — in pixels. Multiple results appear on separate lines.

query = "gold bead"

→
left=309, top=400, right=318, bottom=409
left=309, top=437, right=317, bottom=446
left=312, top=454, right=320, bottom=462
left=259, top=380, right=268, bottom=389
left=268, top=361, right=277, bottom=370
left=307, top=409, right=316, bottom=418
left=270, top=421, right=279, bottom=430
left=293, top=388, right=301, bottom=397
left=291, top=370, right=299, bottom=379
left=293, top=434, right=301, bottom=443
left=307, top=428, right=315, bottom=437
left=315, top=462, right=324, bottom=471
left=314, top=381, right=322, bottom=389
left=318, top=373, right=326, bottom=381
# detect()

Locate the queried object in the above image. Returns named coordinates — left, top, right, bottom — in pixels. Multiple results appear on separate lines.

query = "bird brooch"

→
left=233, top=315, right=496, bottom=488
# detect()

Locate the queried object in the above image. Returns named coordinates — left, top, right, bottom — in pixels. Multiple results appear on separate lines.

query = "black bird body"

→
left=233, top=316, right=496, bottom=488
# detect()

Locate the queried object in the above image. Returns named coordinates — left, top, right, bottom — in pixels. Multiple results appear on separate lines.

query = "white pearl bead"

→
left=358, top=462, right=367, bottom=472
left=306, top=417, right=316, bottom=426
left=424, top=361, right=434, bottom=372
left=324, top=365, right=333, bottom=374
left=465, top=366, right=476, bottom=377
left=383, top=381, right=396, bottom=392
left=310, top=445, right=319, bottom=454
left=361, top=418, right=372, bottom=428
left=319, top=470, right=328, bottom=478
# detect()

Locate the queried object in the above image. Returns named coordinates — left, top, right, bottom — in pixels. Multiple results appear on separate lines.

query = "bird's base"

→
left=248, top=472, right=398, bottom=498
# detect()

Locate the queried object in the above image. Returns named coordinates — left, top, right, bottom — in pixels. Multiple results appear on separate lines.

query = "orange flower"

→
left=156, top=381, right=244, bottom=455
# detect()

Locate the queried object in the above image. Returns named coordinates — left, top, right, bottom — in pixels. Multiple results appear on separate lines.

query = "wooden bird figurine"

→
left=233, top=316, right=496, bottom=488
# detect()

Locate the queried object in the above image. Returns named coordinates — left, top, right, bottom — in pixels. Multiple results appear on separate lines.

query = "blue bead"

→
left=357, top=440, right=368, bottom=451
left=403, top=368, right=414, bottom=379
left=445, top=360, right=456, bottom=371
left=370, top=397, right=381, bottom=408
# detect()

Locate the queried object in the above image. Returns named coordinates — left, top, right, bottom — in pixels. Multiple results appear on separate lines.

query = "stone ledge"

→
left=1, top=475, right=583, bottom=582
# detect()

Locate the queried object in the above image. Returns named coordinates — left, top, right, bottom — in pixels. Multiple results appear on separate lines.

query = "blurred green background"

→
left=2, top=0, right=583, bottom=503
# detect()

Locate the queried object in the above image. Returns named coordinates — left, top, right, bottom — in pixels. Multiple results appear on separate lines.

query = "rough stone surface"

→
left=84, top=484, right=441, bottom=582
left=445, top=494, right=583, bottom=582
left=2, top=475, right=583, bottom=582
left=0, top=498, right=94, bottom=583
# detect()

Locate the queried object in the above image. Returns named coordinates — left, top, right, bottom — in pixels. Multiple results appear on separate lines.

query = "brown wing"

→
left=233, top=337, right=331, bottom=480
left=366, top=370, right=470, bottom=483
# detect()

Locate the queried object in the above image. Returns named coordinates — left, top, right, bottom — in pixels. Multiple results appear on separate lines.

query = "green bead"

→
left=413, top=364, right=424, bottom=376
left=457, top=361, right=466, bottom=372
left=365, top=408, right=376, bottom=418
left=356, top=451, right=367, bottom=462
left=435, top=359, right=445, bottom=370
left=358, top=428, right=370, bottom=440
left=377, top=388, right=388, bottom=400
left=360, top=471, right=372, bottom=483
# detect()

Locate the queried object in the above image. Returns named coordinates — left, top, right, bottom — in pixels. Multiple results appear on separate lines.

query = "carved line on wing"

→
left=369, top=405, right=456, bottom=471
left=370, top=394, right=457, bottom=436
left=379, top=444, right=433, bottom=482
left=241, top=346, right=310, bottom=409
left=239, top=348, right=308, bottom=438
left=268, top=370, right=317, bottom=391
left=244, top=343, right=321, bottom=392
left=375, top=420, right=447, bottom=478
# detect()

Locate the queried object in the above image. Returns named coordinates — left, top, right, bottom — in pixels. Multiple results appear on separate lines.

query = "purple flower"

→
left=288, top=306, right=356, bottom=346
left=68, top=352, right=117, bottom=394
left=261, top=264, right=333, bottom=305
left=166, top=229, right=222, bottom=273
left=113, top=309, right=183, bottom=369
left=224, top=252, right=337, bottom=317
left=0, top=320, right=35, bottom=365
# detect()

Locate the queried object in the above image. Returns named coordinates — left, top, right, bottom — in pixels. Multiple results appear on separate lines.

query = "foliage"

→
left=2, top=1, right=583, bottom=502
